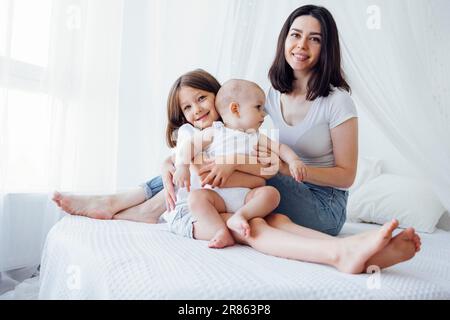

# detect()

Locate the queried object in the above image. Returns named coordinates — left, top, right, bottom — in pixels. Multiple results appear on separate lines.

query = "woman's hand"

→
left=289, top=159, right=308, bottom=182
left=197, top=157, right=237, bottom=188
left=252, top=143, right=280, bottom=177
left=161, top=161, right=176, bottom=211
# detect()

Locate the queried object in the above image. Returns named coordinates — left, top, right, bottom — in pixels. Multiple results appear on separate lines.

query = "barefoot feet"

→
left=226, top=213, right=251, bottom=238
left=335, top=219, right=399, bottom=274
left=364, top=227, right=421, bottom=270
left=208, top=228, right=235, bottom=249
left=52, top=191, right=115, bottom=220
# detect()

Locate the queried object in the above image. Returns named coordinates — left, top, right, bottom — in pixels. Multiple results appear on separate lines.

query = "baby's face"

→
left=223, top=88, right=266, bottom=131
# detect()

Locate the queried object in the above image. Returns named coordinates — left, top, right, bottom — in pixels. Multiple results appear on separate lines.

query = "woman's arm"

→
left=299, top=118, right=358, bottom=188
left=258, top=118, right=358, bottom=188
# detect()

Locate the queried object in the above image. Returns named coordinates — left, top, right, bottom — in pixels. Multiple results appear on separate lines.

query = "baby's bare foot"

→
left=52, top=191, right=115, bottom=220
left=335, top=219, right=399, bottom=274
left=364, top=227, right=420, bottom=270
left=226, top=213, right=251, bottom=238
left=208, top=229, right=235, bottom=249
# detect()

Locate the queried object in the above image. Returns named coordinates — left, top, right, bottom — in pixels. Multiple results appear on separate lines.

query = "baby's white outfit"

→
left=162, top=121, right=259, bottom=238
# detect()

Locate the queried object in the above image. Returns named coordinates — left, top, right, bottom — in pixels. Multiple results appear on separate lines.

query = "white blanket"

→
left=39, top=216, right=450, bottom=299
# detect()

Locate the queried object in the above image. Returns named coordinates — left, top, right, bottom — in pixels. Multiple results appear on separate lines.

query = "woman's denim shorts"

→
left=142, top=173, right=348, bottom=236
left=266, top=174, right=348, bottom=236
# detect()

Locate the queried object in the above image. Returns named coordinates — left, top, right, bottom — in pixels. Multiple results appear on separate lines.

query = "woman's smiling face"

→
left=178, top=86, right=220, bottom=129
left=284, top=15, right=322, bottom=74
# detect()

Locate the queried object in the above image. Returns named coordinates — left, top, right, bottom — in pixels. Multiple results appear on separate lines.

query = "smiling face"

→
left=178, top=86, right=220, bottom=130
left=284, top=15, right=322, bottom=76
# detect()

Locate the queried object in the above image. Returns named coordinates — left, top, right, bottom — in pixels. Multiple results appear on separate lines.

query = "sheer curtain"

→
left=0, top=0, right=123, bottom=273
left=117, top=0, right=233, bottom=187
left=331, top=0, right=450, bottom=211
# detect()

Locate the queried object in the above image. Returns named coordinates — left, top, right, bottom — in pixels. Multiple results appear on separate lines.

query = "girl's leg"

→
left=53, top=188, right=147, bottom=220
left=189, top=189, right=235, bottom=249
left=222, top=214, right=402, bottom=274
left=113, top=191, right=166, bottom=224
left=264, top=213, right=421, bottom=270
left=227, top=186, right=280, bottom=238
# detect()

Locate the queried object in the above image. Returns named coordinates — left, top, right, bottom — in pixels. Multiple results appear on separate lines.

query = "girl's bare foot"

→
left=52, top=191, right=115, bottom=220
left=226, top=213, right=251, bottom=238
left=364, top=227, right=421, bottom=270
left=208, top=229, right=235, bottom=249
left=113, top=192, right=166, bottom=224
left=335, top=219, right=399, bottom=274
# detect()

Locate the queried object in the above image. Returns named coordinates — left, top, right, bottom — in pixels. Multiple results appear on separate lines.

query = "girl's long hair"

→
left=166, top=69, right=221, bottom=148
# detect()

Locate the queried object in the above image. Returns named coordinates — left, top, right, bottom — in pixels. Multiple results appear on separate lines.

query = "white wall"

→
left=117, top=0, right=169, bottom=189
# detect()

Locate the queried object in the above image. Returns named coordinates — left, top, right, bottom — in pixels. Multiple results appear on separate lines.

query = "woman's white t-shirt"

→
left=264, top=86, right=358, bottom=168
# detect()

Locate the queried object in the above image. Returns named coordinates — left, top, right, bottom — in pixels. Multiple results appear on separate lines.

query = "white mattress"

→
left=39, top=215, right=450, bottom=299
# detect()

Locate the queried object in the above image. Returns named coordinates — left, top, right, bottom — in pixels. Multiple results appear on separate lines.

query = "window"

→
left=1, top=0, right=53, bottom=192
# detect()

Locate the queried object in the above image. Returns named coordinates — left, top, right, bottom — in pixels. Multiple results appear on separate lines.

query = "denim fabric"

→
left=140, top=175, right=164, bottom=200
left=266, top=174, right=348, bottom=236
left=163, top=204, right=195, bottom=239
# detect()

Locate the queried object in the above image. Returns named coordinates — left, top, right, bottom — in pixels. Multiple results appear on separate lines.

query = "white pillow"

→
left=347, top=174, right=446, bottom=233
left=349, top=157, right=382, bottom=194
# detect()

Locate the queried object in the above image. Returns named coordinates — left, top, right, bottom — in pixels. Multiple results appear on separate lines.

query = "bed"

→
left=38, top=215, right=450, bottom=299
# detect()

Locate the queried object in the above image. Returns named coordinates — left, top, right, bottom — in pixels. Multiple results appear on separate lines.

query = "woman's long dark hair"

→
left=268, top=5, right=350, bottom=100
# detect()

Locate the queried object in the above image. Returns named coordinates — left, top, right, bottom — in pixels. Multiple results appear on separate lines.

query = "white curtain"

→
left=330, top=0, right=450, bottom=211
left=0, top=0, right=123, bottom=273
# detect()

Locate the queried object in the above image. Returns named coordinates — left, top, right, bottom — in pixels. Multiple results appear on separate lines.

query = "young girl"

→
left=55, top=69, right=421, bottom=274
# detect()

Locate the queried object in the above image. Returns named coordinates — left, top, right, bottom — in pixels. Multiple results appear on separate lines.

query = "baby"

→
left=170, top=79, right=307, bottom=248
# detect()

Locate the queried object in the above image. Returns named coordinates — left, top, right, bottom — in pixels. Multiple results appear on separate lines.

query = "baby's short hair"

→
left=215, top=79, right=265, bottom=115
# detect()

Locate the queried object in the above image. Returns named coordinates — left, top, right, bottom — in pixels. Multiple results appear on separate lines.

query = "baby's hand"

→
left=289, top=159, right=307, bottom=183
left=173, top=165, right=191, bottom=192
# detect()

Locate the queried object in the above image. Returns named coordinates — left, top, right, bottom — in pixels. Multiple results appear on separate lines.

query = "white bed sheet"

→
left=39, top=216, right=450, bottom=299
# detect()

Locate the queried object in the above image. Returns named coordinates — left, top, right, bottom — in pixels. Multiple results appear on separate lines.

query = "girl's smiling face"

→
left=178, top=86, right=220, bottom=130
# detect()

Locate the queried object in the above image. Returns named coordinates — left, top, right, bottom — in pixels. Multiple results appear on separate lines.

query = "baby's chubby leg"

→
left=227, top=186, right=280, bottom=238
left=188, top=189, right=235, bottom=249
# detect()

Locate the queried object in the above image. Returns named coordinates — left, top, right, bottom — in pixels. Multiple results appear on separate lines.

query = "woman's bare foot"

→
left=364, top=227, right=421, bottom=270
left=52, top=191, right=115, bottom=220
left=334, top=219, right=399, bottom=274
left=208, top=229, right=235, bottom=249
left=226, top=213, right=251, bottom=238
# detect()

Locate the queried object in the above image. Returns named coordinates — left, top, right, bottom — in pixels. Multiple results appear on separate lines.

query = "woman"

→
left=54, top=5, right=420, bottom=274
